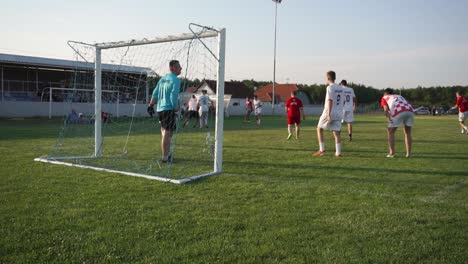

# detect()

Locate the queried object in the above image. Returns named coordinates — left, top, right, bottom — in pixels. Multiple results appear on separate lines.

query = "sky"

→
left=1, top=0, right=468, bottom=88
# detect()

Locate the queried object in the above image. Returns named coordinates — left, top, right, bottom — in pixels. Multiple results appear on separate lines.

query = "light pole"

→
left=272, top=0, right=282, bottom=114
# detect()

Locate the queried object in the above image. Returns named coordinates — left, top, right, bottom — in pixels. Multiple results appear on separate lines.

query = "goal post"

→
left=215, top=28, right=226, bottom=173
left=35, top=25, right=226, bottom=184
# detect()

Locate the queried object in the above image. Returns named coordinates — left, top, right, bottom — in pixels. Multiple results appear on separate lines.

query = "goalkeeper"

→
left=147, top=60, right=182, bottom=163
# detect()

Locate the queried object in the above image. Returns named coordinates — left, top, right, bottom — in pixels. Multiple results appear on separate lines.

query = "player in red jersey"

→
left=381, top=88, right=414, bottom=158
left=285, top=90, right=305, bottom=140
left=450, top=90, right=468, bottom=134
left=243, top=97, right=253, bottom=123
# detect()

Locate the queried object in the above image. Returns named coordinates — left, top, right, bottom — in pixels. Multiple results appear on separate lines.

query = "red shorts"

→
left=287, top=115, right=301, bottom=125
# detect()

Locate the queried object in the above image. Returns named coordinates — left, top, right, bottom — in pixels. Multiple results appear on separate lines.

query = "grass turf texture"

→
left=0, top=115, right=467, bottom=263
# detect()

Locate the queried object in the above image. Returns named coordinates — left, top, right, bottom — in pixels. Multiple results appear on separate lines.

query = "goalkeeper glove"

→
left=147, top=104, right=155, bottom=117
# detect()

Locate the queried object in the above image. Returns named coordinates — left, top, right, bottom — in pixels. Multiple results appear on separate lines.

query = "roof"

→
left=196, top=80, right=252, bottom=98
left=185, top=87, right=198, bottom=93
left=0, top=53, right=151, bottom=75
left=255, top=83, right=300, bottom=102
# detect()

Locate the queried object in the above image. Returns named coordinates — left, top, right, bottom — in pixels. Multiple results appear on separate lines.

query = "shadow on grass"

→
left=0, top=116, right=298, bottom=141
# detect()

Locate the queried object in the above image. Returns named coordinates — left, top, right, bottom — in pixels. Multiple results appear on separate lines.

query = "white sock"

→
left=335, top=143, right=342, bottom=155
left=464, top=126, right=468, bottom=130
left=319, top=143, right=325, bottom=152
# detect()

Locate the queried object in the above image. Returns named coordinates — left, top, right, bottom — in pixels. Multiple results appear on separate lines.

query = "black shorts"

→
left=188, top=110, right=198, bottom=119
left=158, top=110, right=177, bottom=131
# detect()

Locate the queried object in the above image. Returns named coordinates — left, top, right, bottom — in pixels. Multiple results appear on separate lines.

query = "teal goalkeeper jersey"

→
left=152, top=73, right=181, bottom=112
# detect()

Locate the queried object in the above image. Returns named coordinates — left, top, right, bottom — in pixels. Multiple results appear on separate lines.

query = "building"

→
left=182, top=80, right=252, bottom=116
left=0, top=53, right=151, bottom=117
left=0, top=53, right=150, bottom=102
left=255, top=83, right=311, bottom=105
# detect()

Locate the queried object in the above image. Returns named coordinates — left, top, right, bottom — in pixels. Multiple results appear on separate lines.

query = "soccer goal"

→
left=35, top=24, right=226, bottom=184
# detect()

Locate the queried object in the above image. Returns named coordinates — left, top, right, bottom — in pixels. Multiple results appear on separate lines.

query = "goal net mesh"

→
left=44, top=31, right=221, bottom=180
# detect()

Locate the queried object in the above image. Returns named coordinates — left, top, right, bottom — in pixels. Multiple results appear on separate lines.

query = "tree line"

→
left=149, top=76, right=467, bottom=108
left=240, top=79, right=467, bottom=108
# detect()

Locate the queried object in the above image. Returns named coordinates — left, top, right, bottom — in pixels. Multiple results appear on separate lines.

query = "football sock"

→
left=319, top=143, right=325, bottom=152
left=335, top=143, right=342, bottom=155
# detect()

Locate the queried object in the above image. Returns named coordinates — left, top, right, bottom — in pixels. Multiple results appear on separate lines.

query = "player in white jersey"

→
left=314, top=71, right=345, bottom=157
left=198, top=90, right=210, bottom=129
left=253, top=95, right=263, bottom=127
left=340, top=80, right=357, bottom=141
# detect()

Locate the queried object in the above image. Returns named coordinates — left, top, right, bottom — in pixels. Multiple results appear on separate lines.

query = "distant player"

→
left=314, top=71, right=344, bottom=157
left=244, top=97, right=253, bottom=123
left=148, top=60, right=182, bottom=163
left=381, top=88, right=414, bottom=158
left=183, top=94, right=198, bottom=128
left=450, top=90, right=468, bottom=134
left=340, top=80, right=356, bottom=141
left=253, top=95, right=263, bottom=127
left=285, top=90, right=305, bottom=139
left=198, top=90, right=210, bottom=129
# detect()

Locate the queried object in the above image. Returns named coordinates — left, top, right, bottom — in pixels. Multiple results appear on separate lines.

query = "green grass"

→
left=0, top=115, right=467, bottom=263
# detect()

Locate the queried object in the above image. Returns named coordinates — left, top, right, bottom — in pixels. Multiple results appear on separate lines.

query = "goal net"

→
left=35, top=24, right=226, bottom=184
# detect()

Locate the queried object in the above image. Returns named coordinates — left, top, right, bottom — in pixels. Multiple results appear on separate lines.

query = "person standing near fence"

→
left=184, top=94, right=198, bottom=128
left=244, top=97, right=253, bottom=123
left=450, top=90, right=468, bottom=134
left=198, top=90, right=210, bottom=129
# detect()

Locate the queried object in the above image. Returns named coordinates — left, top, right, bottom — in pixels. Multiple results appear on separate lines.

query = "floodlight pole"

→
left=272, top=0, right=281, bottom=114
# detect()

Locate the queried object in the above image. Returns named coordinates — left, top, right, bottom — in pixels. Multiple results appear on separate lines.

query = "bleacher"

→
left=3, top=91, right=41, bottom=102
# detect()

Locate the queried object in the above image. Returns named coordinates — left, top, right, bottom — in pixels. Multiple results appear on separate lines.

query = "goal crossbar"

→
left=68, top=31, right=218, bottom=50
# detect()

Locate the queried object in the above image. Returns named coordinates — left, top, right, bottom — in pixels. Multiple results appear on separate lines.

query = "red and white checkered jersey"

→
left=381, top=95, right=413, bottom=117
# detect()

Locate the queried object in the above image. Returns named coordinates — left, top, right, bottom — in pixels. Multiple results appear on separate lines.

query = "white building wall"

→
left=0, top=101, right=323, bottom=118
left=0, top=101, right=148, bottom=118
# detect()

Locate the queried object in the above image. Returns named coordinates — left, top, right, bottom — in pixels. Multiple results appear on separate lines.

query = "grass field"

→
left=1, top=115, right=467, bottom=263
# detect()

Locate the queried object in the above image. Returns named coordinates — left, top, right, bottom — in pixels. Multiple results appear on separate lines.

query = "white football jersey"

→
left=198, top=95, right=209, bottom=112
left=254, top=99, right=262, bottom=109
left=188, top=98, right=198, bottom=111
left=322, top=83, right=345, bottom=121
left=342, top=86, right=356, bottom=112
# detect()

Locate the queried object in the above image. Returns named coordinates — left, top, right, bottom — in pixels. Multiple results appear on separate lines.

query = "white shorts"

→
left=255, top=108, right=262, bottom=115
left=459, top=111, right=468, bottom=122
left=389, top=111, right=414, bottom=128
left=342, top=110, right=354, bottom=123
left=318, top=115, right=342, bottom=131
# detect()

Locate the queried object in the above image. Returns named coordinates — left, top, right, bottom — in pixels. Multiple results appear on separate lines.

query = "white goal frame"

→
left=35, top=25, right=226, bottom=184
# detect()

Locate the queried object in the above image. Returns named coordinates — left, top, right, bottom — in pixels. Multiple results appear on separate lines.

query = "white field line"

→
left=419, top=178, right=468, bottom=203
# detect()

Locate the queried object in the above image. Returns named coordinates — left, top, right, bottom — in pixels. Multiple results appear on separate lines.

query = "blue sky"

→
left=2, top=0, right=468, bottom=88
